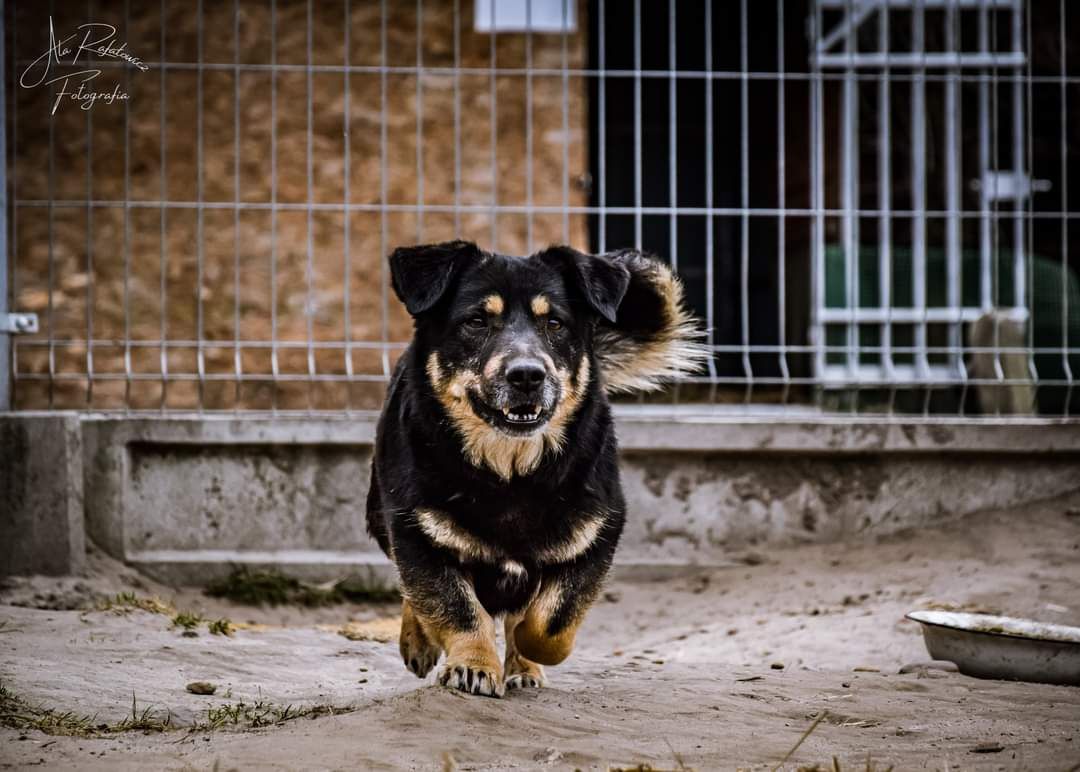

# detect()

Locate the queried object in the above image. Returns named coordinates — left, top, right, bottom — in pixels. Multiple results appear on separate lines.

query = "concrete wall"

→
left=4, top=410, right=1080, bottom=581
left=0, top=415, right=85, bottom=576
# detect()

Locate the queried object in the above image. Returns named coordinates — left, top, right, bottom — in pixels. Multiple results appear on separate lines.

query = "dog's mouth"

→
left=468, top=392, right=552, bottom=435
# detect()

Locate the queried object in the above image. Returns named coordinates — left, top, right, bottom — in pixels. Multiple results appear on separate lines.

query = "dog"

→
left=366, top=241, right=706, bottom=696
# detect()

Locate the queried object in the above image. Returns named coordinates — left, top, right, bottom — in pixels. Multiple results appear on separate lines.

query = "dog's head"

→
left=390, top=241, right=630, bottom=449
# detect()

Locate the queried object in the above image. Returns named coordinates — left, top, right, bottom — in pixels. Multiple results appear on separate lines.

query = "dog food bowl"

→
left=906, top=610, right=1080, bottom=687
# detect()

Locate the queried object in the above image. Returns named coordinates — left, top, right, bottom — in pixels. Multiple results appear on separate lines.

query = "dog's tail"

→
left=594, top=250, right=711, bottom=394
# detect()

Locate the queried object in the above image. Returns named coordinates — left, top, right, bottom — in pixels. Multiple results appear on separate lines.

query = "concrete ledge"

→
left=5, top=410, right=1080, bottom=581
left=0, top=415, right=85, bottom=576
left=64, top=407, right=1080, bottom=453
left=612, top=408, right=1080, bottom=454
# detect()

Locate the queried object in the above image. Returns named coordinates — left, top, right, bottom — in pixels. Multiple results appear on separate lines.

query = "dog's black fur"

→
left=366, top=241, right=704, bottom=697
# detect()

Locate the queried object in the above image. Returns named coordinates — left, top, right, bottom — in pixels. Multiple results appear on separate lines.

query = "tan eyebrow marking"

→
left=530, top=295, right=550, bottom=316
left=483, top=294, right=504, bottom=315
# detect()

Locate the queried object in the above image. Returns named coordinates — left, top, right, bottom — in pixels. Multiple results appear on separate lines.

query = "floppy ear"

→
left=389, top=241, right=481, bottom=315
left=591, top=249, right=711, bottom=393
left=539, top=246, right=630, bottom=323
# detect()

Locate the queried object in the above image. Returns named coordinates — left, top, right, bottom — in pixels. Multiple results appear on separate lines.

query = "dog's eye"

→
left=464, top=315, right=487, bottom=330
left=547, top=317, right=564, bottom=331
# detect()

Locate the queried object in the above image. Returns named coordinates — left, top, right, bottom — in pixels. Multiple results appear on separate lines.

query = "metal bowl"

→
left=906, top=610, right=1080, bottom=687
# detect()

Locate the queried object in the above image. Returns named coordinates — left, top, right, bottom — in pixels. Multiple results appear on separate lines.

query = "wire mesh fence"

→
left=3, top=0, right=1078, bottom=416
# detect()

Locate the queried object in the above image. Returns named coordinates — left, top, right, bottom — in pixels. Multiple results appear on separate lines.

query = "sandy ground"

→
left=2, top=493, right=1080, bottom=771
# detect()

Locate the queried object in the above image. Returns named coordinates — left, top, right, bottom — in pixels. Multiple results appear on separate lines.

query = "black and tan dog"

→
left=366, top=241, right=706, bottom=697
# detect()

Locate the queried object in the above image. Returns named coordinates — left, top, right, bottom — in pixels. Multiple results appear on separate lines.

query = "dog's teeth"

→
left=502, top=406, right=510, bottom=416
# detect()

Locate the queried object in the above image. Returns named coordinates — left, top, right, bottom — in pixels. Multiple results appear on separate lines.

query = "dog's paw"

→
left=438, top=662, right=505, bottom=698
left=400, top=623, right=442, bottom=679
left=404, top=645, right=441, bottom=678
left=504, top=672, right=546, bottom=690
left=504, top=653, right=546, bottom=690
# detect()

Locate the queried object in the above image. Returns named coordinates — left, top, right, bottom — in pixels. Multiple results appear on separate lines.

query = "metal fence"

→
left=3, top=0, right=1078, bottom=416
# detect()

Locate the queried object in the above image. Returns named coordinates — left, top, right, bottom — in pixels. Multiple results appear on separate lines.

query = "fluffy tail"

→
left=594, top=250, right=711, bottom=394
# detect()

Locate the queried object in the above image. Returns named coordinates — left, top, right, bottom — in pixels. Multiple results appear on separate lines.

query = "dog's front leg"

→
left=503, top=612, right=547, bottom=689
left=398, top=562, right=504, bottom=697
left=511, top=540, right=615, bottom=668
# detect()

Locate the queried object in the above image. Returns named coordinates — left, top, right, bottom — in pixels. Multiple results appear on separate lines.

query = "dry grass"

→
left=205, top=566, right=399, bottom=607
left=1, top=681, right=349, bottom=738
left=190, top=699, right=350, bottom=732
left=0, top=684, right=172, bottom=737
left=97, top=591, right=175, bottom=616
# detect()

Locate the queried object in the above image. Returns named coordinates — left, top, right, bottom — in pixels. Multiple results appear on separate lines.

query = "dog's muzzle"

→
left=470, top=355, right=559, bottom=434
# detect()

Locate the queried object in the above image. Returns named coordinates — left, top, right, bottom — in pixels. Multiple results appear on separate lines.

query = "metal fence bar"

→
left=878, top=2, right=896, bottom=412
left=0, top=0, right=7, bottom=411
left=632, top=0, right=641, bottom=250
left=739, top=0, right=751, bottom=403
left=1062, top=0, right=1074, bottom=416
left=270, top=0, right=279, bottom=412
left=379, top=0, right=390, bottom=383
left=842, top=0, right=858, bottom=386
left=704, top=0, right=717, bottom=402
left=811, top=1, right=826, bottom=394
left=945, top=0, right=961, bottom=383
left=46, top=0, right=55, bottom=410
left=525, top=0, right=533, bottom=251
left=123, top=0, right=132, bottom=412
left=976, top=0, right=990, bottom=318
left=84, top=0, right=94, bottom=408
left=597, top=0, right=605, bottom=253
left=416, top=0, right=425, bottom=243
left=342, top=0, right=353, bottom=411
left=196, top=0, right=206, bottom=410
left=9, top=2, right=17, bottom=403
left=20, top=199, right=1080, bottom=218
left=488, top=0, right=497, bottom=249
left=233, top=0, right=244, bottom=412
left=668, top=0, right=676, bottom=272
left=560, top=0, right=569, bottom=243
left=776, top=0, right=789, bottom=405
left=305, top=0, right=316, bottom=411
left=1024, top=0, right=1036, bottom=393
left=159, top=0, right=168, bottom=411
left=912, top=0, right=929, bottom=385
left=1011, top=0, right=1025, bottom=311
left=453, top=0, right=461, bottom=236
left=14, top=339, right=1071, bottom=358
left=33, top=51, right=1071, bottom=79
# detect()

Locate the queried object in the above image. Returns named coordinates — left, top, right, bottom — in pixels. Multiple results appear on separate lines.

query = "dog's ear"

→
left=539, top=246, right=630, bottom=323
left=590, top=249, right=710, bottom=393
left=389, top=241, right=481, bottom=315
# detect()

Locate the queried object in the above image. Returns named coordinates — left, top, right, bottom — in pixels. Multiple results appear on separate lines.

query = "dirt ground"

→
left=2, top=492, right=1080, bottom=771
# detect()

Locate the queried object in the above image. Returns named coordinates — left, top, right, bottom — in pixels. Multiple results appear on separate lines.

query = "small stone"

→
left=1065, top=507, right=1080, bottom=518
left=181, top=630, right=199, bottom=638
left=841, top=682, right=851, bottom=688
left=602, top=590, right=622, bottom=603
left=899, top=660, right=959, bottom=675
left=770, top=662, right=785, bottom=670
left=186, top=681, right=217, bottom=695
left=970, top=743, right=1004, bottom=754
left=533, top=747, right=563, bottom=764
left=853, top=665, right=880, bottom=673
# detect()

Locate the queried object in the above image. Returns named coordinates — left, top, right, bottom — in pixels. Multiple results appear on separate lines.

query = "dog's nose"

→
left=505, top=359, right=546, bottom=391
